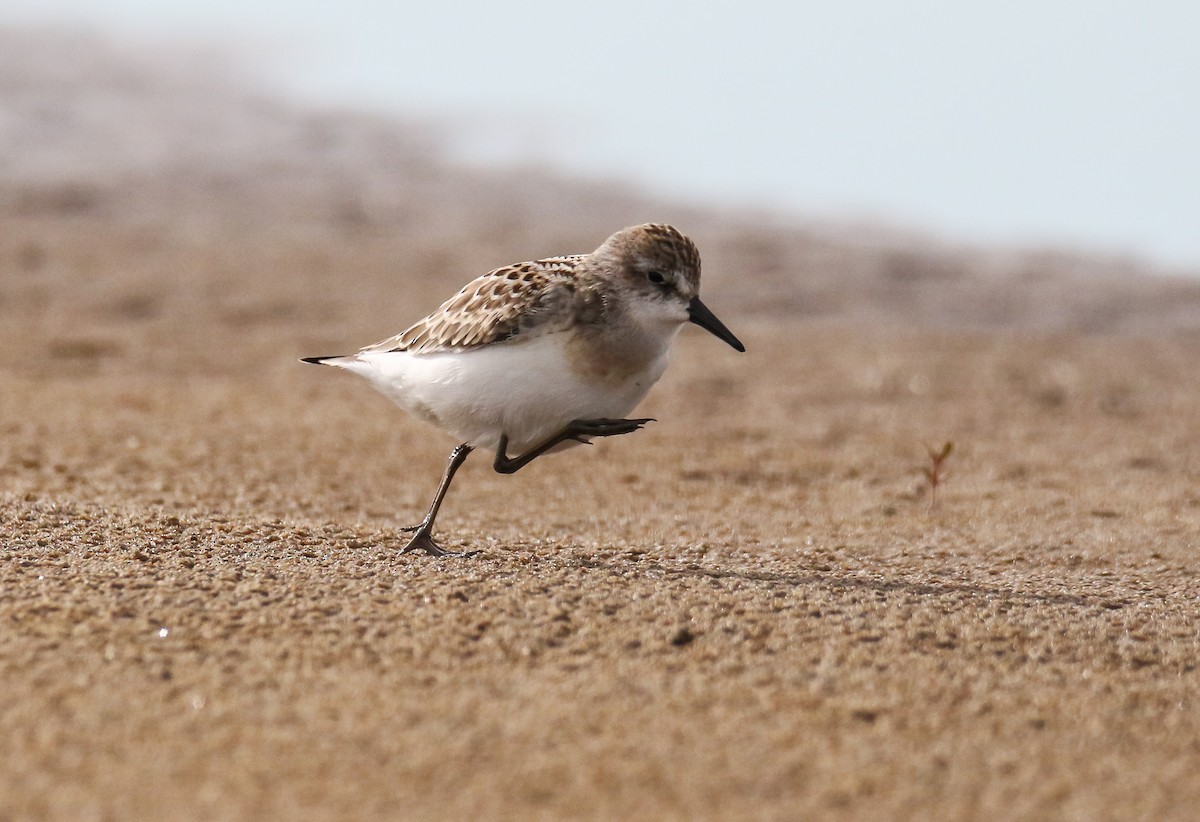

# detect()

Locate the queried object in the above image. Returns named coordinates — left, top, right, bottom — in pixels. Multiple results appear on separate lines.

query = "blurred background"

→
left=2, top=0, right=1200, bottom=384
left=5, top=0, right=1198, bottom=265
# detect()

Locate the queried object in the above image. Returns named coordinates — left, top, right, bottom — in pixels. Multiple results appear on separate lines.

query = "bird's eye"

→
left=647, top=271, right=666, bottom=285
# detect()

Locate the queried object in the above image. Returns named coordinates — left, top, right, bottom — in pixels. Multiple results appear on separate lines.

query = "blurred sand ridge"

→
left=4, top=27, right=1200, bottom=384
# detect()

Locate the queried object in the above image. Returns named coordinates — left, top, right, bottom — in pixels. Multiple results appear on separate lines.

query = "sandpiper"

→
left=302, top=223, right=745, bottom=556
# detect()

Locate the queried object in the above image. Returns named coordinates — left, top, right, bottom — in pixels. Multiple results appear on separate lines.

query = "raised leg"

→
left=493, top=418, right=654, bottom=474
left=400, top=443, right=475, bottom=557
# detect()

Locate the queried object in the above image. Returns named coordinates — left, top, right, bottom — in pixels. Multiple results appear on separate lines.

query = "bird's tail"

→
left=300, top=355, right=353, bottom=366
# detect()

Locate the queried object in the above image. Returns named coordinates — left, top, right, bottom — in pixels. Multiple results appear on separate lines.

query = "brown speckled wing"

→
left=360, top=256, right=586, bottom=355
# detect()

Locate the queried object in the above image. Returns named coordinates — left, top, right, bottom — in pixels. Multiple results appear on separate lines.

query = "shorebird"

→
left=302, top=223, right=744, bottom=556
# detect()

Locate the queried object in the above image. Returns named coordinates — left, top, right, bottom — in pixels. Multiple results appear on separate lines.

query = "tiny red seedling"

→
left=921, top=441, right=953, bottom=508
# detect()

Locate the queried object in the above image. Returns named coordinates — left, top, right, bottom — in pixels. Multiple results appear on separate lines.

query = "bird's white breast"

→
left=334, top=330, right=674, bottom=452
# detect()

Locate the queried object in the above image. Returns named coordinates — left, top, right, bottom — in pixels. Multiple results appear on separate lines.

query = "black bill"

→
left=687, top=296, right=745, bottom=352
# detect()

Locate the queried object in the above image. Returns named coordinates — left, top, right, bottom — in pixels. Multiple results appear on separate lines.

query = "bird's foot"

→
left=400, top=527, right=479, bottom=558
left=569, top=418, right=655, bottom=438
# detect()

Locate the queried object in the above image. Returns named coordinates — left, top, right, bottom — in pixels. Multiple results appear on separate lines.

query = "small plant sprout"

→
left=921, top=441, right=954, bottom=508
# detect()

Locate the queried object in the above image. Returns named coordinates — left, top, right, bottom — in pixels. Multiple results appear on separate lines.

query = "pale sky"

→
left=7, top=0, right=1200, bottom=268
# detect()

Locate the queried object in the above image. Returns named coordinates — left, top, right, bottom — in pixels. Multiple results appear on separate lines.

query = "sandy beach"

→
left=3, top=31, right=1200, bottom=820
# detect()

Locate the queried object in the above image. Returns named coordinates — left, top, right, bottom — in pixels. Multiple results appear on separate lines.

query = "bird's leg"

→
left=493, top=418, right=654, bottom=474
left=400, top=443, right=476, bottom=557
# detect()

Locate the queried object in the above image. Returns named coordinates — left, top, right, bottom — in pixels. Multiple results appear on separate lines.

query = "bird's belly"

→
left=355, top=336, right=666, bottom=452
